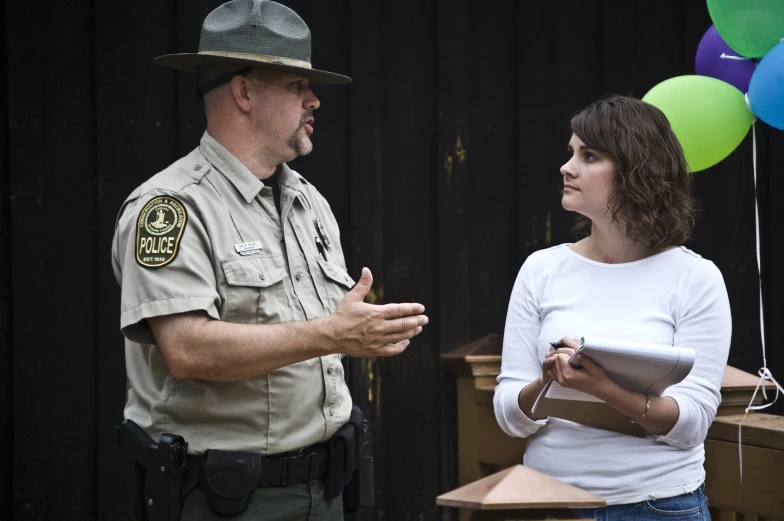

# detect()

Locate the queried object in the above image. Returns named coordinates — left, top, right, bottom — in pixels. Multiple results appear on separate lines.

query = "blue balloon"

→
left=748, top=42, right=784, bottom=130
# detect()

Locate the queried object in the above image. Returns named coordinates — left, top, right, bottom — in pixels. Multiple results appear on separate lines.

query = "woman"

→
left=494, top=95, right=731, bottom=520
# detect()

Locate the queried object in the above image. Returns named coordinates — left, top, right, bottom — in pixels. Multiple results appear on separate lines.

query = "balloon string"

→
left=738, top=121, right=779, bottom=489
left=720, top=53, right=750, bottom=61
left=753, top=122, right=766, bottom=370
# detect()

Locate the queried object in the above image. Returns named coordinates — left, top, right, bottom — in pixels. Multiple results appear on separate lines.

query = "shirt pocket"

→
left=316, top=258, right=355, bottom=313
left=221, top=255, right=288, bottom=324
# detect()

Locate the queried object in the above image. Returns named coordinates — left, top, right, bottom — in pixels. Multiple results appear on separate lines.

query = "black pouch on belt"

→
left=200, top=449, right=262, bottom=517
left=324, top=407, right=362, bottom=499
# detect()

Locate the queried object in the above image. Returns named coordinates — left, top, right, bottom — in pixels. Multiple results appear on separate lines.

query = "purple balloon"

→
left=695, top=25, right=756, bottom=93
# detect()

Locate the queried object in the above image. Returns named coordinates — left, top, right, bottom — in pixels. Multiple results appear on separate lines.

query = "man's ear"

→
left=230, top=74, right=253, bottom=113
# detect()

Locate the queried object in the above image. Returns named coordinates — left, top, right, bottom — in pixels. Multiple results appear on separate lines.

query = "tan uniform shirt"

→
left=112, top=132, right=354, bottom=455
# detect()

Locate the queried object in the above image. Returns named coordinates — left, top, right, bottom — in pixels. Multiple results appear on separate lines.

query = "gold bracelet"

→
left=628, top=394, right=651, bottom=424
left=640, top=394, right=651, bottom=419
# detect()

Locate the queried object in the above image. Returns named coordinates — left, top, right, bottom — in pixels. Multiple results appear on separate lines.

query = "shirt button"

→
left=258, top=273, right=265, bottom=281
left=194, top=164, right=202, bottom=171
left=329, top=408, right=334, bottom=417
left=296, top=273, right=302, bottom=281
left=327, top=366, right=335, bottom=375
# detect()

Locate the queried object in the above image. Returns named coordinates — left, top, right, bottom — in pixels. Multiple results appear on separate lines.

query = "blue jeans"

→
left=572, top=485, right=710, bottom=521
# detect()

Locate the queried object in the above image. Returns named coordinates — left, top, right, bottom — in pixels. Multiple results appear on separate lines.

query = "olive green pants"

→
left=180, top=479, right=343, bottom=521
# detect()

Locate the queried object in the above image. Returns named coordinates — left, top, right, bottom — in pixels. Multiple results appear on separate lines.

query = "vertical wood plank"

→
left=36, top=0, right=98, bottom=516
left=468, top=0, right=519, bottom=338
left=517, top=1, right=558, bottom=260
left=94, top=1, right=178, bottom=519
left=346, top=0, right=385, bottom=518
left=377, top=0, right=438, bottom=519
left=602, top=0, right=635, bottom=95
left=0, top=0, right=11, bottom=518
left=7, top=0, right=53, bottom=514
left=7, top=0, right=97, bottom=518
left=434, top=0, right=473, bottom=517
left=436, top=0, right=472, bottom=352
left=632, top=0, right=684, bottom=95
left=763, top=124, right=784, bottom=416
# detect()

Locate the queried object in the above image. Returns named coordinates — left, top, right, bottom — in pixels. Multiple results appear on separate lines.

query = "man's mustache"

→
left=300, top=111, right=314, bottom=127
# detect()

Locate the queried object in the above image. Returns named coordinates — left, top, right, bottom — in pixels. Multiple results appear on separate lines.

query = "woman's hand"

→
left=542, top=340, right=575, bottom=377
left=545, top=336, right=611, bottom=397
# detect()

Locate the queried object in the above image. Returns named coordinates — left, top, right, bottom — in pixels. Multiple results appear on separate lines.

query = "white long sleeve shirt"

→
left=494, top=244, right=731, bottom=505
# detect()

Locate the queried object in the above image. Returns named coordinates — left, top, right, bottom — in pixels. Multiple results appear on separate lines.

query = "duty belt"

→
left=187, top=444, right=329, bottom=490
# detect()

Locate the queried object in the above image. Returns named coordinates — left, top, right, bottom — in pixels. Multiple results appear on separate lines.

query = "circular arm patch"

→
left=135, top=196, right=188, bottom=268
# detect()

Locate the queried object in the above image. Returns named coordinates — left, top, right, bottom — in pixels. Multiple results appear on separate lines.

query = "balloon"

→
left=707, top=0, right=784, bottom=58
left=748, top=42, right=784, bottom=130
left=642, top=76, right=753, bottom=172
left=695, top=25, right=756, bottom=93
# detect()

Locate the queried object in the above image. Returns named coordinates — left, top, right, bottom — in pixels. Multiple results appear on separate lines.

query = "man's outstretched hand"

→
left=326, top=267, right=428, bottom=357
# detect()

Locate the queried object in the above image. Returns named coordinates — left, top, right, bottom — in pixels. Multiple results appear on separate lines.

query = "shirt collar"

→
left=199, top=131, right=263, bottom=203
left=199, top=131, right=311, bottom=208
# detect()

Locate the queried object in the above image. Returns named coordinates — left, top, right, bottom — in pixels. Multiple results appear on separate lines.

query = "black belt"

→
left=186, top=444, right=329, bottom=490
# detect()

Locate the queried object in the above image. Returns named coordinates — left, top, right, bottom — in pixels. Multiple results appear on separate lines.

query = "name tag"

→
left=234, top=241, right=262, bottom=256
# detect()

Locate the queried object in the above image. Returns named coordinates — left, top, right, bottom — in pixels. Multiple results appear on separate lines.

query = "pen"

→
left=315, top=236, right=327, bottom=261
left=550, top=341, right=584, bottom=368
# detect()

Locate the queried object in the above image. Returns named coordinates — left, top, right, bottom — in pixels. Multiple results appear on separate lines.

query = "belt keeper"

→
left=279, top=458, right=290, bottom=486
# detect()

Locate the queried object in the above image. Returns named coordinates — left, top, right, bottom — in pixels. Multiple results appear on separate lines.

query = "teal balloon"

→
left=708, top=0, right=784, bottom=58
left=642, top=75, right=753, bottom=172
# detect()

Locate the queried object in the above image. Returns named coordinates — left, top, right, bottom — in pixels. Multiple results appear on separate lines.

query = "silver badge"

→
left=314, top=218, right=332, bottom=251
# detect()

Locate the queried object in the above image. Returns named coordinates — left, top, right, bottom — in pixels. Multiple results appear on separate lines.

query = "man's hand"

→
left=326, top=267, right=428, bottom=357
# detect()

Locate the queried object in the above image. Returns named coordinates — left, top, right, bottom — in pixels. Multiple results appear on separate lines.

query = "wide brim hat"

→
left=154, top=0, right=351, bottom=85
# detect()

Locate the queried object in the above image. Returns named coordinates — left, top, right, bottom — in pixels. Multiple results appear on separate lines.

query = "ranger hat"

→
left=154, top=0, right=351, bottom=86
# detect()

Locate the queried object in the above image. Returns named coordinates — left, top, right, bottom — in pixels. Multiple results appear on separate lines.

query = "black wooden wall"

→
left=2, top=1, right=783, bottom=520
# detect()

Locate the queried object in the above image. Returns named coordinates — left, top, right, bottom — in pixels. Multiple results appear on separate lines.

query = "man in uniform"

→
left=112, top=1, right=428, bottom=519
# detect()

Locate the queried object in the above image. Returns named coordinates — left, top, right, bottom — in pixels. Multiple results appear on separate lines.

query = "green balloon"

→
left=708, top=0, right=784, bottom=58
left=642, top=75, right=752, bottom=172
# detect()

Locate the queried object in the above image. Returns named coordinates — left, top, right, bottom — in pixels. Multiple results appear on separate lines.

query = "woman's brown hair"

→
left=570, top=95, right=696, bottom=249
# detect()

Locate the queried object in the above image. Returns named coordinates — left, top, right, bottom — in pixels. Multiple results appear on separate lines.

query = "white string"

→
left=738, top=121, right=780, bottom=485
left=739, top=369, right=783, bottom=482
left=720, top=53, right=750, bottom=61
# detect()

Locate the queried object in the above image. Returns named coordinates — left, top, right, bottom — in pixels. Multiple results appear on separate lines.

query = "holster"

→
left=117, top=420, right=189, bottom=521
left=324, top=406, right=375, bottom=512
left=342, top=411, right=374, bottom=512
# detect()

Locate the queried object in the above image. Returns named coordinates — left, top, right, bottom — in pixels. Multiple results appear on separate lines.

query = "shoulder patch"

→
left=135, top=196, right=188, bottom=268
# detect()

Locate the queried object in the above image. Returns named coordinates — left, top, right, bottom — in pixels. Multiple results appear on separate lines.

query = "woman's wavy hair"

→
left=570, top=95, right=696, bottom=249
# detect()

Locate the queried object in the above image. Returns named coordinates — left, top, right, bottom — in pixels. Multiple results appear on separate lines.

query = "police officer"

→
left=112, top=1, right=428, bottom=519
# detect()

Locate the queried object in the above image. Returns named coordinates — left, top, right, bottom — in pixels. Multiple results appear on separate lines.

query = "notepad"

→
left=531, top=337, right=696, bottom=436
